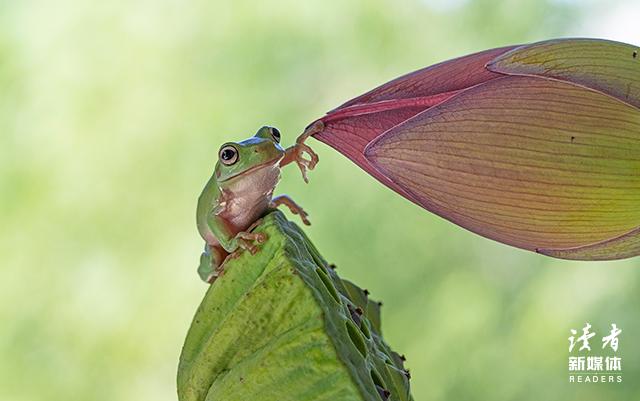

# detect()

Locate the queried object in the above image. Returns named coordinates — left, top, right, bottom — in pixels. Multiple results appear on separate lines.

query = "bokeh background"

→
left=2, top=0, right=639, bottom=400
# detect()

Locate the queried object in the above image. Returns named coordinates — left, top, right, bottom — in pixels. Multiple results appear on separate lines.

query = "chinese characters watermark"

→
left=568, top=323, right=622, bottom=384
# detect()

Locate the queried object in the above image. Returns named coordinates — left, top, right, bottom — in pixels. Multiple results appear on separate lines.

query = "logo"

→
left=568, top=323, right=622, bottom=383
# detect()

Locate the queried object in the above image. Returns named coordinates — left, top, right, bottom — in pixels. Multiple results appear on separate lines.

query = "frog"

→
left=196, top=125, right=320, bottom=283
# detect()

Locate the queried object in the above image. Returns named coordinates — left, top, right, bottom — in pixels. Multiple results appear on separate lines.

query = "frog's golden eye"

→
left=270, top=127, right=281, bottom=143
left=219, top=145, right=238, bottom=166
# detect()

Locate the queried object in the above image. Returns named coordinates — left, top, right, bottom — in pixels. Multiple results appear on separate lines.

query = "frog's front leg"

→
left=270, top=195, right=310, bottom=225
left=197, top=243, right=227, bottom=283
left=281, top=120, right=323, bottom=183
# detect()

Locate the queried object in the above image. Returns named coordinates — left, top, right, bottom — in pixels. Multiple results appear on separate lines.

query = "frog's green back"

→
left=178, top=211, right=412, bottom=401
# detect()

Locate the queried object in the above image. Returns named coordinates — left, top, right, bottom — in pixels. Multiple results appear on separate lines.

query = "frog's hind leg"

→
left=197, top=244, right=228, bottom=283
left=270, top=195, right=310, bottom=225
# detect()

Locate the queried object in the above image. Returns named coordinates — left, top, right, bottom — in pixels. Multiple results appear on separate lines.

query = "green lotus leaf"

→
left=178, top=211, right=412, bottom=401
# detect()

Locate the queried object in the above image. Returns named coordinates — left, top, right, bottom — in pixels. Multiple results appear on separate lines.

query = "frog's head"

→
left=214, top=126, right=285, bottom=182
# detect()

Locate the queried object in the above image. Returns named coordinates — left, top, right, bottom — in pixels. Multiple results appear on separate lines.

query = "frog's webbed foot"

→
left=283, top=120, right=323, bottom=183
left=235, top=231, right=267, bottom=255
left=270, top=195, right=310, bottom=225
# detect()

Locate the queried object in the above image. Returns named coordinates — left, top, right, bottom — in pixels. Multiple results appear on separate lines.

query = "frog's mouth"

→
left=219, top=157, right=282, bottom=183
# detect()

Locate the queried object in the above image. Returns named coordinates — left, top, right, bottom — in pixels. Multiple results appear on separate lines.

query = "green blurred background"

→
left=1, top=0, right=639, bottom=400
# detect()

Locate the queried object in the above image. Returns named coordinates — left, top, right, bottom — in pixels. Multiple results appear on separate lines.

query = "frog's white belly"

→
left=219, top=164, right=280, bottom=235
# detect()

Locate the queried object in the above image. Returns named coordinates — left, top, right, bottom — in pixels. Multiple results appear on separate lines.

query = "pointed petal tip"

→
left=536, top=226, right=640, bottom=261
left=362, top=135, right=390, bottom=170
left=362, top=139, right=377, bottom=160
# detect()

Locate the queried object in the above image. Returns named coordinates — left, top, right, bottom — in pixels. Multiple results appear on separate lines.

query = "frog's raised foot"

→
left=294, top=122, right=322, bottom=183
left=281, top=121, right=322, bottom=183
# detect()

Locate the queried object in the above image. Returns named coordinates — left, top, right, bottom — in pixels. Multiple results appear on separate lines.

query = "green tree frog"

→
left=196, top=125, right=319, bottom=283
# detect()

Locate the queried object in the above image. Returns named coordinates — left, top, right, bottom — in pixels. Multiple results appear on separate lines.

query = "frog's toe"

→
left=299, top=211, right=311, bottom=226
left=235, top=231, right=268, bottom=255
left=239, top=239, right=258, bottom=254
left=299, top=143, right=319, bottom=169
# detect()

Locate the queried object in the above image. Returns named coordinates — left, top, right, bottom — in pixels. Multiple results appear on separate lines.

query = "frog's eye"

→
left=270, top=127, right=281, bottom=143
left=219, top=145, right=239, bottom=166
